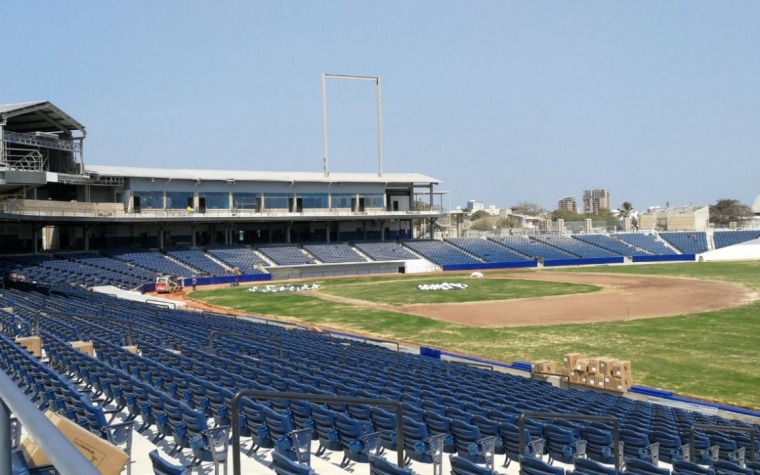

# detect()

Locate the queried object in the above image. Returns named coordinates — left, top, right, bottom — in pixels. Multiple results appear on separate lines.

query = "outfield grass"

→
left=192, top=261, right=760, bottom=410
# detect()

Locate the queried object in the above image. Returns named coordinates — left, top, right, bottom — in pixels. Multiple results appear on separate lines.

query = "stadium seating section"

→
left=445, top=238, right=532, bottom=263
left=206, top=245, right=271, bottom=274
left=402, top=240, right=481, bottom=266
left=302, top=243, right=366, bottom=264
left=0, top=280, right=759, bottom=475
left=352, top=242, right=419, bottom=261
left=3, top=229, right=750, bottom=293
left=257, top=245, right=316, bottom=266
left=713, top=231, right=760, bottom=249
left=659, top=232, right=709, bottom=254
left=572, top=234, right=646, bottom=257
left=489, top=236, right=577, bottom=261
left=615, top=233, right=679, bottom=255
left=530, top=235, right=620, bottom=259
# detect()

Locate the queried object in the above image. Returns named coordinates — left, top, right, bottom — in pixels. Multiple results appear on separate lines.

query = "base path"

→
left=399, top=271, right=758, bottom=327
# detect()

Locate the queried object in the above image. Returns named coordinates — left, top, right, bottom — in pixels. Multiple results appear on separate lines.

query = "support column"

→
left=286, top=223, right=292, bottom=243
left=84, top=225, right=90, bottom=252
left=32, top=225, right=38, bottom=254
left=192, top=225, right=196, bottom=247
left=0, top=399, right=10, bottom=475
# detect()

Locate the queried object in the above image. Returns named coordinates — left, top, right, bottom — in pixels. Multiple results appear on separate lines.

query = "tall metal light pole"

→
left=321, top=73, right=384, bottom=177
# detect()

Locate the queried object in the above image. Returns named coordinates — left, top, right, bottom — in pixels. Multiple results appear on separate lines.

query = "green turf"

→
left=192, top=261, right=760, bottom=410
left=315, top=274, right=598, bottom=304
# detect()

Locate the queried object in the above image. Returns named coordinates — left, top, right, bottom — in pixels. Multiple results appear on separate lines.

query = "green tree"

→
left=495, top=217, right=515, bottom=229
left=512, top=202, right=545, bottom=216
left=469, top=216, right=495, bottom=231
left=589, top=208, right=616, bottom=221
left=470, top=210, right=491, bottom=221
left=550, top=209, right=585, bottom=221
left=710, top=199, right=753, bottom=226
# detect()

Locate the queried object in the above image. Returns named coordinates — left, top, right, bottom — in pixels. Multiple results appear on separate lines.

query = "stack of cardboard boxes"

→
left=563, top=353, right=632, bottom=392
left=530, top=360, right=556, bottom=374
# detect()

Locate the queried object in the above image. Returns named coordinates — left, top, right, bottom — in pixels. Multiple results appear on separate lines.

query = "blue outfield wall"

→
left=442, top=261, right=538, bottom=272
left=138, top=272, right=271, bottom=293
left=632, top=254, right=696, bottom=263
left=543, top=257, right=625, bottom=267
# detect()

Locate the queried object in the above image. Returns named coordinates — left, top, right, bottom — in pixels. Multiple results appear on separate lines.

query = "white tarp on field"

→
left=699, top=238, right=760, bottom=262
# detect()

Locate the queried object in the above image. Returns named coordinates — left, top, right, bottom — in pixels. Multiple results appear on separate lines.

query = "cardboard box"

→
left=574, top=358, right=589, bottom=372
left=16, top=336, right=42, bottom=358
left=604, top=376, right=631, bottom=392
left=598, top=358, right=618, bottom=376
left=587, top=358, right=600, bottom=374
left=20, top=410, right=128, bottom=475
left=611, top=361, right=631, bottom=379
left=531, top=360, right=556, bottom=374
left=69, top=340, right=94, bottom=357
left=563, top=352, right=583, bottom=369
left=568, top=371, right=584, bottom=384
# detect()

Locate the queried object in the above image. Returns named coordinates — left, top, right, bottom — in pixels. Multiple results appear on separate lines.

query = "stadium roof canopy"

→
left=86, top=165, right=441, bottom=185
left=0, top=101, right=86, bottom=136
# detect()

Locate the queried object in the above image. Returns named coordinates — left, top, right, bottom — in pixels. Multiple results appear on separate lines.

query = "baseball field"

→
left=189, top=260, right=760, bottom=410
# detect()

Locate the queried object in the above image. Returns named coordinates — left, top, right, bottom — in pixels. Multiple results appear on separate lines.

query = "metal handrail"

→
left=145, top=299, right=176, bottom=309
left=0, top=370, right=100, bottom=475
left=208, top=331, right=283, bottom=358
left=446, top=360, right=494, bottom=375
left=341, top=344, right=401, bottom=366
left=519, top=411, right=622, bottom=470
left=36, top=311, right=134, bottom=346
left=231, top=391, right=405, bottom=475
left=689, top=424, right=756, bottom=463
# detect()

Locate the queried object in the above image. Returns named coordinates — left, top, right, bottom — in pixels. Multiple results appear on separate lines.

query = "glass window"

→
left=331, top=193, right=354, bottom=209
left=301, top=194, right=328, bottom=209
left=166, top=192, right=194, bottom=209
left=362, top=194, right=384, bottom=209
left=134, top=191, right=163, bottom=209
left=198, top=192, right=229, bottom=209
left=264, top=194, right=290, bottom=210
left=233, top=193, right=259, bottom=210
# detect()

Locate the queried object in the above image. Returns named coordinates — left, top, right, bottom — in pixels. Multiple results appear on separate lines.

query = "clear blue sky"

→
left=2, top=1, right=759, bottom=211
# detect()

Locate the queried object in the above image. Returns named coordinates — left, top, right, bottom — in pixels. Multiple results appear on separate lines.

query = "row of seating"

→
left=713, top=231, right=760, bottom=250
left=2, top=282, right=760, bottom=475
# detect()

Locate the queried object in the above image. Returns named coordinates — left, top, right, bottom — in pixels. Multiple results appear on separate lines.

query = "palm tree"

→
left=618, top=201, right=635, bottom=218
left=617, top=202, right=638, bottom=230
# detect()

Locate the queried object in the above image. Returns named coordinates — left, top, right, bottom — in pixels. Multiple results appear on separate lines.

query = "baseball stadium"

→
left=1, top=101, right=760, bottom=475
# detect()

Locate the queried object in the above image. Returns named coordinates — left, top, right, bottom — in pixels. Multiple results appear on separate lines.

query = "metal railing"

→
left=689, top=424, right=756, bottom=463
left=519, top=412, right=622, bottom=470
left=0, top=370, right=100, bottom=475
left=446, top=360, right=493, bottom=376
left=231, top=391, right=405, bottom=475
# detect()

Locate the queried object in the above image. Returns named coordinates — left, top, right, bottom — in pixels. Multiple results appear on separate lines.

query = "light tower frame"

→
left=321, top=73, right=384, bottom=177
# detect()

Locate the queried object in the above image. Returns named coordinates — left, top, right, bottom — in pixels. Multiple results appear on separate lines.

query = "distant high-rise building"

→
left=583, top=189, right=610, bottom=214
left=557, top=196, right=577, bottom=213
left=467, top=200, right=485, bottom=211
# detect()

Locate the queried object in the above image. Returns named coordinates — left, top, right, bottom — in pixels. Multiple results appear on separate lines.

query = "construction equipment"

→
left=155, top=275, right=182, bottom=294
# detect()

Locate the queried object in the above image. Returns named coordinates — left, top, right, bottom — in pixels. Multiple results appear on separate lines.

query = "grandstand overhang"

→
left=1, top=101, right=87, bottom=177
